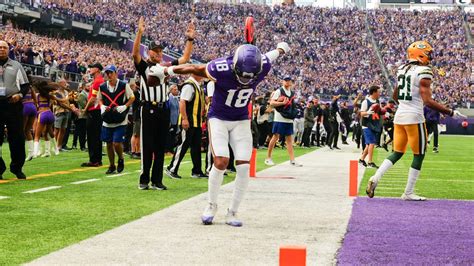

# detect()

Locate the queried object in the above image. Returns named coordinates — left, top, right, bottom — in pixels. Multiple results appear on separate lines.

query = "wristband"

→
left=167, top=66, right=176, bottom=76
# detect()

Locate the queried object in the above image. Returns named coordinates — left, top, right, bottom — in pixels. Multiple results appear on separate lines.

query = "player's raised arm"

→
left=177, top=21, right=196, bottom=64
left=419, top=78, right=465, bottom=119
left=149, top=64, right=209, bottom=80
left=264, top=42, right=290, bottom=63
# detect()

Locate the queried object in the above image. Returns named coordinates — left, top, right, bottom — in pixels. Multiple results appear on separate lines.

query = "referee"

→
left=0, top=40, right=30, bottom=179
left=132, top=16, right=195, bottom=190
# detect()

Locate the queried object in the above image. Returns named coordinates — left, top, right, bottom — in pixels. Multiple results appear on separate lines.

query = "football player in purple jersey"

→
left=149, top=42, right=290, bottom=226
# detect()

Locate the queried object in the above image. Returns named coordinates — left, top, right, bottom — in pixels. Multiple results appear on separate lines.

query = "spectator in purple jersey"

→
left=148, top=42, right=290, bottom=228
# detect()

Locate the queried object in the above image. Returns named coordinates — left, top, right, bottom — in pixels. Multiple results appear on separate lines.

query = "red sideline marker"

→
left=249, top=148, right=257, bottom=177
left=349, top=160, right=358, bottom=196
left=280, top=246, right=306, bottom=266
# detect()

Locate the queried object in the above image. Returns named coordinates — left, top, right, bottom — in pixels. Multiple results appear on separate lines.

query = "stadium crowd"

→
left=2, top=25, right=135, bottom=82
left=31, top=1, right=472, bottom=107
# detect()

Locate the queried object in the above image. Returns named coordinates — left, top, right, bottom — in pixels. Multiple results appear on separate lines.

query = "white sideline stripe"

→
left=23, top=186, right=62, bottom=194
left=107, top=173, right=130, bottom=178
left=71, top=179, right=100, bottom=185
left=0, top=196, right=9, bottom=200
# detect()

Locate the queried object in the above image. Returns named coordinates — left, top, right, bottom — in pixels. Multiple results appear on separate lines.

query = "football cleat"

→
left=202, top=203, right=218, bottom=225
left=225, top=209, right=243, bottom=227
left=401, top=193, right=426, bottom=201
left=264, top=158, right=275, bottom=166
left=41, top=152, right=51, bottom=158
left=366, top=180, right=377, bottom=198
left=290, top=161, right=303, bottom=167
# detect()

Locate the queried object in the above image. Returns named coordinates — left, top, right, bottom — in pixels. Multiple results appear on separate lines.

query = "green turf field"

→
left=0, top=144, right=315, bottom=265
left=359, top=135, right=474, bottom=200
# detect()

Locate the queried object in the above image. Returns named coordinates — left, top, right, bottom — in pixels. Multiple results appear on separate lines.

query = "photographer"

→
left=265, top=76, right=302, bottom=167
left=255, top=92, right=272, bottom=148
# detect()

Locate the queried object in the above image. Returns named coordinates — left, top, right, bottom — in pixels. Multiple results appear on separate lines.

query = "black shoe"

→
left=367, top=162, right=379, bottom=169
left=12, top=171, right=26, bottom=179
left=117, top=158, right=124, bottom=173
left=342, top=141, right=349, bottom=145
left=138, top=184, right=149, bottom=190
left=334, top=146, right=341, bottom=150
left=62, top=146, right=72, bottom=151
left=165, top=169, right=182, bottom=179
left=81, top=148, right=88, bottom=152
left=0, top=159, right=6, bottom=176
left=81, top=162, right=101, bottom=167
left=359, top=159, right=367, bottom=167
left=433, top=147, right=439, bottom=153
left=106, top=165, right=116, bottom=174
left=191, top=172, right=208, bottom=179
left=131, top=153, right=141, bottom=159
left=150, top=183, right=167, bottom=190
left=382, top=143, right=389, bottom=152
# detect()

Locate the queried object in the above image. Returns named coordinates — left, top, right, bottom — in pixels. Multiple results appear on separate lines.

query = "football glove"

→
left=100, top=104, right=108, bottom=114
left=115, top=105, right=127, bottom=114
left=452, top=110, right=467, bottom=120
left=149, top=65, right=167, bottom=80
left=277, top=42, right=290, bottom=54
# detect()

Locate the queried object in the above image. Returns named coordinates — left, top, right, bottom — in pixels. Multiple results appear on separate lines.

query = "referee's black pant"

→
left=140, top=103, right=169, bottom=186
left=86, top=110, right=102, bottom=164
left=0, top=100, right=25, bottom=174
left=167, top=127, right=203, bottom=175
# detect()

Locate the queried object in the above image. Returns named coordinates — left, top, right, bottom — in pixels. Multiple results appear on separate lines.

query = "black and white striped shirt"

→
left=134, top=58, right=178, bottom=103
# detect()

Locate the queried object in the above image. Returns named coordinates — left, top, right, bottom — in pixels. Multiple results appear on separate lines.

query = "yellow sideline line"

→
left=0, top=160, right=140, bottom=184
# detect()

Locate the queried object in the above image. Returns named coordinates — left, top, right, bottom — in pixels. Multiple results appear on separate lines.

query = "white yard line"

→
left=71, top=179, right=100, bottom=185
left=106, top=173, right=130, bottom=178
left=23, top=186, right=62, bottom=194
left=0, top=196, right=10, bottom=200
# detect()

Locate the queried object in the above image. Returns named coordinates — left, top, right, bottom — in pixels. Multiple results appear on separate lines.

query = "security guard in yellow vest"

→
left=166, top=74, right=207, bottom=179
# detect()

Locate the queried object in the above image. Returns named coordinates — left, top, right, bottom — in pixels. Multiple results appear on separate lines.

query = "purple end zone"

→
left=337, top=197, right=474, bottom=265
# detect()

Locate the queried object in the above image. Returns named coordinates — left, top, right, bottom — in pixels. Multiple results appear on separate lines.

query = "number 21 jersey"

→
left=206, top=55, right=272, bottom=121
left=394, top=64, right=433, bottom=125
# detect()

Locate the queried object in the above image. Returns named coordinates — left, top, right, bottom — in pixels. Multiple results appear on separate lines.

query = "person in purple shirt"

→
left=424, top=106, right=441, bottom=153
left=149, top=42, right=290, bottom=227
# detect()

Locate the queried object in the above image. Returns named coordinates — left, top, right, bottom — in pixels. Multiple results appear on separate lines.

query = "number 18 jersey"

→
left=394, top=63, right=433, bottom=125
left=205, top=55, right=272, bottom=121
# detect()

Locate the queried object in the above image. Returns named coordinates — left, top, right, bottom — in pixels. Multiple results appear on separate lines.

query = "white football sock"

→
left=51, top=138, right=58, bottom=149
left=229, top=164, right=250, bottom=213
left=370, top=159, right=393, bottom=183
left=33, top=141, right=40, bottom=156
left=208, top=165, right=225, bottom=204
left=404, top=167, right=420, bottom=195
left=26, top=140, right=34, bottom=156
left=44, top=141, right=51, bottom=153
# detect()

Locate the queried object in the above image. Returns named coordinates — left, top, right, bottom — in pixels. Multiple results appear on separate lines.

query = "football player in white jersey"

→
left=366, top=41, right=466, bottom=201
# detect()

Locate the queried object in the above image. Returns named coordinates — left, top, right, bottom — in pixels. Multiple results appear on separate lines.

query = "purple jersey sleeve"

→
left=206, top=57, right=234, bottom=82
left=207, top=55, right=272, bottom=121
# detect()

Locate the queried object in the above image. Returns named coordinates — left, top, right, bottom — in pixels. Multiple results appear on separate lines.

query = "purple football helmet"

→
left=232, top=44, right=263, bottom=85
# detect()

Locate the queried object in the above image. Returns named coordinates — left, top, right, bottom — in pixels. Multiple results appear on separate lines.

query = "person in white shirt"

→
left=265, top=76, right=302, bottom=167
